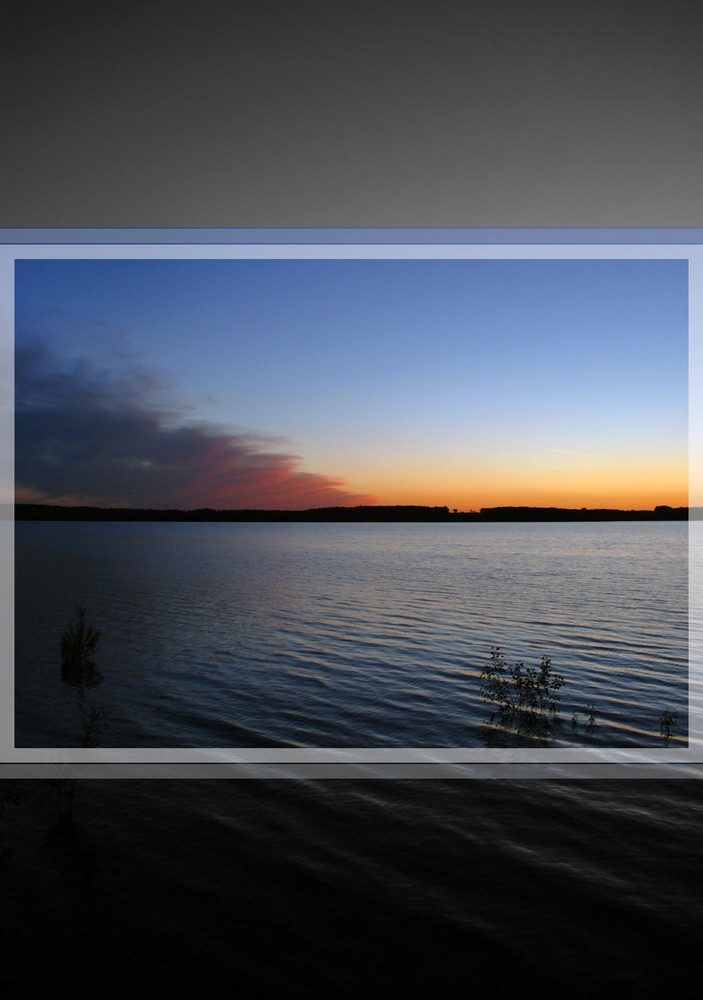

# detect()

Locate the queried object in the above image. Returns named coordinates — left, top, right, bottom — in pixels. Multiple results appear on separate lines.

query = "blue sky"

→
left=15, top=256, right=688, bottom=510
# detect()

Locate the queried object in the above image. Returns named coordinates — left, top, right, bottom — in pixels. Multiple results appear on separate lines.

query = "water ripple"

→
left=15, top=520, right=687, bottom=748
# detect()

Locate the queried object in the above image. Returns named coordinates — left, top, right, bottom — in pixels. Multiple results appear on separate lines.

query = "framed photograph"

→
left=3, top=227, right=700, bottom=777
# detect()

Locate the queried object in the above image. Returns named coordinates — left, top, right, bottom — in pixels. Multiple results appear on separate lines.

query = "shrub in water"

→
left=659, top=708, right=677, bottom=742
left=480, top=646, right=565, bottom=718
left=61, top=606, right=102, bottom=687
left=61, top=606, right=101, bottom=667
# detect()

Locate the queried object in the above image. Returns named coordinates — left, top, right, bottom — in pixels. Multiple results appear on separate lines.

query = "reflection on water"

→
left=15, top=521, right=688, bottom=748
left=1, top=778, right=703, bottom=995
left=43, top=804, right=99, bottom=889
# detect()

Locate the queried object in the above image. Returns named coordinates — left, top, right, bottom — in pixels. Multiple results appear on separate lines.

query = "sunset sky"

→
left=15, top=256, right=688, bottom=511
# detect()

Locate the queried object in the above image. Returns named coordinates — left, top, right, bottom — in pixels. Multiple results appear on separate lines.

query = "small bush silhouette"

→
left=61, top=606, right=102, bottom=687
left=481, top=646, right=678, bottom=747
left=479, top=646, right=567, bottom=746
left=61, top=606, right=101, bottom=666
left=480, top=646, right=565, bottom=717
left=659, top=708, right=677, bottom=742
left=59, top=605, right=110, bottom=747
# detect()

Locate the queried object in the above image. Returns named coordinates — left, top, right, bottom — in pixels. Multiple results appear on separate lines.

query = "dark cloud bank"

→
left=15, top=340, right=377, bottom=510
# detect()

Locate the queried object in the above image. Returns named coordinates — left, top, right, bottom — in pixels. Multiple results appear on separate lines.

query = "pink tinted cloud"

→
left=170, top=436, right=377, bottom=509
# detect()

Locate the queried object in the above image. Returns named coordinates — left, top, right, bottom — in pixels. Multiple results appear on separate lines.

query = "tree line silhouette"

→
left=16, top=502, right=689, bottom=522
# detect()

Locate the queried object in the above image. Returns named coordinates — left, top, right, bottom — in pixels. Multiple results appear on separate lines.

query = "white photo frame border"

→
left=2, top=227, right=700, bottom=778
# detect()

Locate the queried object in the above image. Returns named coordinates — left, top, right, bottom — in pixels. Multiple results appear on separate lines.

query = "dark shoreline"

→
left=14, top=502, right=690, bottom=522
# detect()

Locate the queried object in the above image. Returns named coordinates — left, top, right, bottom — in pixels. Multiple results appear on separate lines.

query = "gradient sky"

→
left=15, top=256, right=688, bottom=511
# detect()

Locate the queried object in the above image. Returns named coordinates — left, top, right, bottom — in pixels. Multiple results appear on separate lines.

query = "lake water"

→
left=2, top=776, right=703, bottom=995
left=6, top=520, right=700, bottom=992
left=15, top=520, right=688, bottom=748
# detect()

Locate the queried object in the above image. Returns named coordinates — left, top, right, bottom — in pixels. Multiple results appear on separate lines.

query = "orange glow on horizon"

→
left=356, top=456, right=689, bottom=511
left=349, top=450, right=688, bottom=511
left=373, top=488, right=689, bottom=512
left=17, top=454, right=690, bottom=512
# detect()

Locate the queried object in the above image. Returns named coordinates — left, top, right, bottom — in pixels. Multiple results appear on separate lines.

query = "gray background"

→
left=3, top=0, right=702, bottom=228
left=4, top=1, right=702, bottom=776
